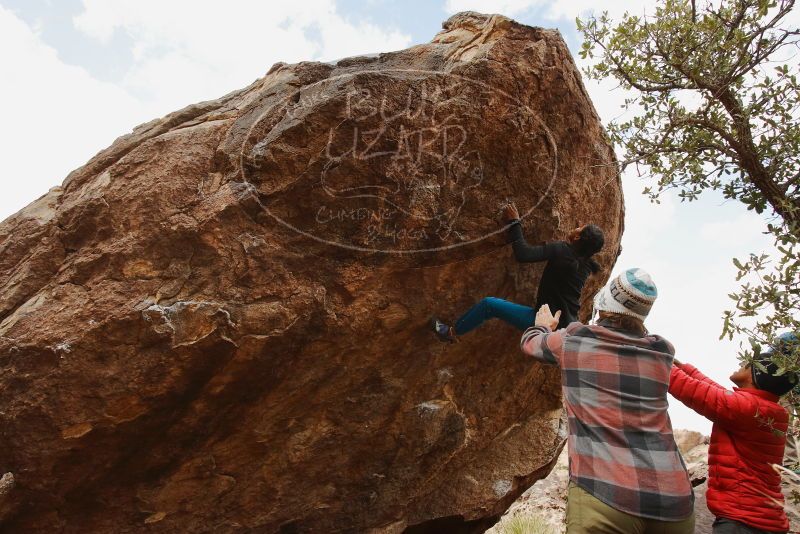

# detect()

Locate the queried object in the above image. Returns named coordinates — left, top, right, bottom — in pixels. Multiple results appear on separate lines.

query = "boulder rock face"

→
left=0, top=12, right=623, bottom=533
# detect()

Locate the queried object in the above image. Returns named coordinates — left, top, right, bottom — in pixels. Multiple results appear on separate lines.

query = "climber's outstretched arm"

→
left=502, top=202, right=556, bottom=263
left=508, top=220, right=552, bottom=263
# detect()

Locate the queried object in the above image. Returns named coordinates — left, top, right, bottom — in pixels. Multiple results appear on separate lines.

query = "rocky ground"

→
left=488, top=430, right=800, bottom=534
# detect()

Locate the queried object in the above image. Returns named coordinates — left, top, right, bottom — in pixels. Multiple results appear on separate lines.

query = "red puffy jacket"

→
left=669, top=362, right=789, bottom=533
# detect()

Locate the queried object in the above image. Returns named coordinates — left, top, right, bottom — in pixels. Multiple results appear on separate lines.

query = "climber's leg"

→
left=453, top=297, right=534, bottom=336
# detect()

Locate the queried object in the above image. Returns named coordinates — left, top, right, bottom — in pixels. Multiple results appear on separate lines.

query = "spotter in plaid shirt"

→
left=521, top=318, right=694, bottom=521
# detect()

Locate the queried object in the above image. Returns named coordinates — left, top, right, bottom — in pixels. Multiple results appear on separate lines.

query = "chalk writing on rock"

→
left=241, top=69, right=557, bottom=254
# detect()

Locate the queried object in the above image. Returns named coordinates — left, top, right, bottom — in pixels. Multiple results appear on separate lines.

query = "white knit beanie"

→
left=593, top=268, right=657, bottom=321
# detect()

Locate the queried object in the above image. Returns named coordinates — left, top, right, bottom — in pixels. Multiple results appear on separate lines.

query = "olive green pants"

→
left=566, top=483, right=695, bottom=534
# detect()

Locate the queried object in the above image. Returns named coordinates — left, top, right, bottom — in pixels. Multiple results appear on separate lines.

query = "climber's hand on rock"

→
left=503, top=202, right=519, bottom=223
left=535, top=305, right=560, bottom=330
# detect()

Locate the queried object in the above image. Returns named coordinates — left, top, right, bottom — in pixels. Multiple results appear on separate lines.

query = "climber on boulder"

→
left=432, top=202, right=604, bottom=343
left=521, top=268, right=695, bottom=533
left=669, top=332, right=797, bottom=534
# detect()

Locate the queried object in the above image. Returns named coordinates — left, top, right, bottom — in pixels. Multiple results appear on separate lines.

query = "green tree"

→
left=577, top=0, right=800, bottom=380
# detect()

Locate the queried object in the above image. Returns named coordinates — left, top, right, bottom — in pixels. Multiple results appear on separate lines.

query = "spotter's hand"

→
left=535, top=304, right=561, bottom=330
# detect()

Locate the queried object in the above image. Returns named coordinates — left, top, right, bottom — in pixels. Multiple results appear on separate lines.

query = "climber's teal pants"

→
left=453, top=297, right=534, bottom=335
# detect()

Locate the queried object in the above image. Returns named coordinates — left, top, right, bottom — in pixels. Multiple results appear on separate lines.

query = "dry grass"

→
left=495, top=513, right=557, bottom=534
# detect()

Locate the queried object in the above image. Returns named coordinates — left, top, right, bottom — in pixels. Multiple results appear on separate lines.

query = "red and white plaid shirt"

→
left=521, top=319, right=694, bottom=521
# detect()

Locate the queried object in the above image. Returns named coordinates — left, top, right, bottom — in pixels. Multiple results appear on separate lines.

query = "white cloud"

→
left=444, top=0, right=547, bottom=17
left=700, top=211, right=772, bottom=248
left=73, top=0, right=412, bottom=115
left=0, top=5, right=149, bottom=221
left=444, top=0, right=658, bottom=21
left=0, top=1, right=410, bottom=221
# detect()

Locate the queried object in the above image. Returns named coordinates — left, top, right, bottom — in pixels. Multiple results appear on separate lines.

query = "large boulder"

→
left=0, top=12, right=623, bottom=533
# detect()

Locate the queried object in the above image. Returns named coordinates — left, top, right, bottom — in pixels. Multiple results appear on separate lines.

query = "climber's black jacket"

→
left=507, top=220, right=598, bottom=329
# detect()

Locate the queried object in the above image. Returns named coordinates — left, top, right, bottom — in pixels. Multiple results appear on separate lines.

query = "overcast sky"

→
left=0, top=0, right=787, bottom=433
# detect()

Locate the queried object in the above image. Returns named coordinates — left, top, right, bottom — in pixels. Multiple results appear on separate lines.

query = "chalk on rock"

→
left=0, top=473, right=15, bottom=499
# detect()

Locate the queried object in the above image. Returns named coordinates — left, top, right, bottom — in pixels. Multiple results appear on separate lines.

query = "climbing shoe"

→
left=432, top=318, right=457, bottom=343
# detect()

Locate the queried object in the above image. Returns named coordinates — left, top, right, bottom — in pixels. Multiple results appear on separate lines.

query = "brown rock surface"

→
left=487, top=442, right=569, bottom=534
left=0, top=12, right=623, bottom=533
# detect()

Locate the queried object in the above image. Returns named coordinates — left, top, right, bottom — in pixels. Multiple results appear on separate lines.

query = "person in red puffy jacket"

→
left=669, top=336, right=797, bottom=534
